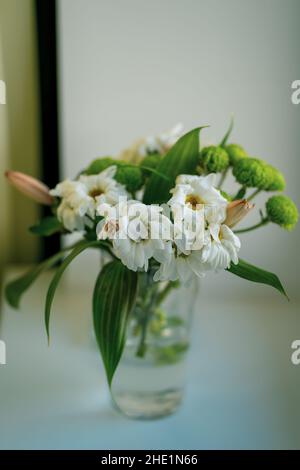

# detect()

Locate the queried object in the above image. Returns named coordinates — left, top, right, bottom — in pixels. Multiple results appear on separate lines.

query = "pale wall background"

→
left=0, top=0, right=299, bottom=450
left=0, top=0, right=41, bottom=271
left=57, top=0, right=300, bottom=298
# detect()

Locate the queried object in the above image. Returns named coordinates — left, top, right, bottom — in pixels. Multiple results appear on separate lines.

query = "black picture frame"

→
left=35, top=0, right=60, bottom=258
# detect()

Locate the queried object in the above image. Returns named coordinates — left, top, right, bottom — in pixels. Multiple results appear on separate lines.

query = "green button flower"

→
left=199, top=145, right=229, bottom=173
left=266, top=195, right=298, bottom=230
left=85, top=157, right=144, bottom=193
left=265, top=165, right=286, bottom=191
left=233, top=157, right=273, bottom=190
left=225, top=143, right=248, bottom=166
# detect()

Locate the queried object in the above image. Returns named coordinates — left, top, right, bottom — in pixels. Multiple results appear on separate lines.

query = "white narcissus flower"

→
left=168, top=173, right=227, bottom=225
left=201, top=224, right=241, bottom=270
left=97, top=200, right=172, bottom=272
left=50, top=166, right=128, bottom=232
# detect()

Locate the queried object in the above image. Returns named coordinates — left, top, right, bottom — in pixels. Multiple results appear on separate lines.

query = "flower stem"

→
left=136, top=314, right=150, bottom=358
left=135, top=272, right=157, bottom=358
left=247, top=188, right=261, bottom=201
left=234, top=218, right=269, bottom=234
left=218, top=167, right=229, bottom=190
left=233, top=186, right=246, bottom=200
left=157, top=280, right=179, bottom=306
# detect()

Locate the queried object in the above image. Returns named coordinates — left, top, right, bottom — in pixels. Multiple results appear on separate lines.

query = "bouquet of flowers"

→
left=5, top=121, right=298, bottom=395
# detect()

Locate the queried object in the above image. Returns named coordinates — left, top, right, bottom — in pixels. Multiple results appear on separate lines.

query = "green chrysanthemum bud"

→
left=199, top=145, right=229, bottom=173
left=225, top=143, right=248, bottom=166
left=233, top=157, right=273, bottom=190
left=115, top=161, right=144, bottom=193
left=85, top=157, right=144, bottom=193
left=140, top=152, right=162, bottom=177
left=265, top=165, right=286, bottom=192
left=266, top=195, right=298, bottom=230
left=85, top=157, right=115, bottom=175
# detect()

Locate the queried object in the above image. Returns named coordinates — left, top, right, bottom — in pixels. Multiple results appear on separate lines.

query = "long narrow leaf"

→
left=5, top=248, right=72, bottom=309
left=219, top=115, right=234, bottom=147
left=29, top=216, right=63, bottom=237
left=93, top=260, right=138, bottom=386
left=143, top=127, right=207, bottom=204
left=45, top=240, right=101, bottom=341
left=227, top=258, right=288, bottom=299
left=139, top=165, right=170, bottom=181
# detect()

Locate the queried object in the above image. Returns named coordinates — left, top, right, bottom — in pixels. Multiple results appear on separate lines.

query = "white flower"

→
left=159, top=123, right=184, bottom=149
left=171, top=200, right=206, bottom=253
left=50, top=180, right=94, bottom=231
left=201, top=224, right=241, bottom=270
left=50, top=166, right=128, bottom=232
left=168, top=173, right=227, bottom=225
left=154, top=222, right=241, bottom=282
left=79, top=166, right=128, bottom=206
left=153, top=243, right=206, bottom=284
left=97, top=200, right=172, bottom=272
left=139, top=123, right=183, bottom=156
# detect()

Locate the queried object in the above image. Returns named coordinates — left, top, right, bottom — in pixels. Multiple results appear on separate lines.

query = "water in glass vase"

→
left=111, top=275, right=200, bottom=420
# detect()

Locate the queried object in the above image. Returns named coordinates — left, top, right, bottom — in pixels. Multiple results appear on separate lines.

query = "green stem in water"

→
left=136, top=313, right=151, bottom=358
left=157, top=280, right=179, bottom=306
left=234, top=218, right=269, bottom=234
left=135, top=272, right=158, bottom=358
left=247, top=188, right=261, bottom=201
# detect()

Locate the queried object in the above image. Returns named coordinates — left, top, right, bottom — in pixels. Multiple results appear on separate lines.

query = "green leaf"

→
left=219, top=115, right=234, bottom=147
left=227, top=258, right=288, bottom=299
left=5, top=250, right=69, bottom=309
left=45, top=240, right=102, bottom=341
left=143, top=127, right=207, bottom=204
left=29, top=216, right=63, bottom=237
left=93, top=260, right=138, bottom=386
left=139, top=165, right=170, bottom=181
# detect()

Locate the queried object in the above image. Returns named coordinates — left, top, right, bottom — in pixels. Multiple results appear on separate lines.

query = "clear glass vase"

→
left=111, top=272, right=200, bottom=420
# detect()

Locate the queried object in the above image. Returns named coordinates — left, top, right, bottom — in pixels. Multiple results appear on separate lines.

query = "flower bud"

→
left=85, top=158, right=143, bottom=193
left=199, top=145, right=229, bottom=173
left=266, top=195, right=298, bottom=230
left=265, top=165, right=286, bottom=191
left=225, top=143, right=248, bottom=166
left=233, top=157, right=273, bottom=190
left=5, top=170, right=53, bottom=205
left=225, top=199, right=254, bottom=228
